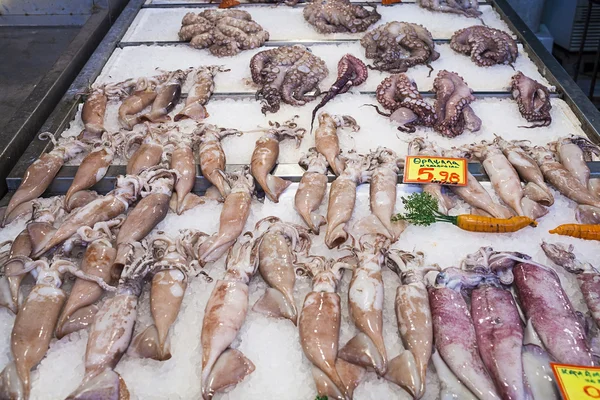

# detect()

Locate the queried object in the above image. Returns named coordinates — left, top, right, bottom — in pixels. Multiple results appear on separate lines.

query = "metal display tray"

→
left=5, top=0, right=600, bottom=197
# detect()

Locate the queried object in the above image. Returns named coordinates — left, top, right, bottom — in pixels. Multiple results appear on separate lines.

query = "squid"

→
left=431, top=351, right=478, bottom=400
left=118, top=76, right=164, bottom=130
left=125, top=124, right=169, bottom=176
left=195, top=167, right=255, bottom=264
left=130, top=233, right=196, bottom=361
left=166, top=131, right=197, bottom=214
left=79, top=87, right=108, bottom=142
left=409, top=138, right=454, bottom=215
left=385, top=250, right=438, bottom=399
left=252, top=216, right=311, bottom=325
left=0, top=255, right=115, bottom=400
left=2, top=135, right=88, bottom=227
left=294, top=148, right=328, bottom=234
left=0, top=200, right=34, bottom=227
left=67, top=242, right=157, bottom=399
left=64, top=133, right=121, bottom=212
left=140, top=69, right=189, bottom=123
left=174, top=65, right=227, bottom=122
left=495, top=136, right=554, bottom=206
left=576, top=205, right=600, bottom=224
left=200, top=233, right=259, bottom=400
left=315, top=113, right=359, bottom=176
left=429, top=270, right=500, bottom=399
left=298, top=256, right=364, bottom=400
left=530, top=146, right=600, bottom=208
left=250, top=119, right=305, bottom=203
left=338, top=235, right=389, bottom=377
left=325, top=153, right=372, bottom=249
left=442, top=148, right=514, bottom=218
left=549, top=136, right=596, bottom=189
left=196, top=124, right=242, bottom=200
left=542, top=242, right=600, bottom=327
left=113, top=167, right=175, bottom=268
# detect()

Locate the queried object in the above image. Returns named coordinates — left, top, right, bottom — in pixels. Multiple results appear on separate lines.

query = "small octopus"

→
left=303, top=0, right=381, bottom=34
left=433, top=70, right=481, bottom=137
left=511, top=71, right=552, bottom=128
left=450, top=25, right=518, bottom=67
left=361, top=22, right=440, bottom=73
left=417, top=0, right=481, bottom=18
left=250, top=45, right=329, bottom=114
left=370, top=74, right=436, bottom=133
left=178, top=10, right=269, bottom=57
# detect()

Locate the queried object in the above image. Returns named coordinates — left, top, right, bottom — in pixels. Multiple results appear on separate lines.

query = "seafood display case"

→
left=3, top=0, right=600, bottom=399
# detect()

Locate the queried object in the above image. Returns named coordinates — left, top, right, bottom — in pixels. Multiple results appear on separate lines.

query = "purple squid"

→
left=200, top=233, right=259, bottom=399
left=140, top=69, right=189, bottom=123
left=315, top=113, right=358, bottom=176
left=0, top=255, right=115, bottom=400
left=252, top=216, right=311, bottom=325
left=295, top=148, right=328, bottom=234
left=298, top=256, right=365, bottom=400
left=2, top=135, right=88, bottom=227
left=250, top=120, right=304, bottom=203
left=174, top=66, right=226, bottom=122
left=310, top=54, right=368, bottom=132
left=325, top=153, right=372, bottom=249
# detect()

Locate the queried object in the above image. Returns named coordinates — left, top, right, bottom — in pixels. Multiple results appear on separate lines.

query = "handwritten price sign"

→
left=403, top=156, right=468, bottom=186
left=552, top=363, right=600, bottom=399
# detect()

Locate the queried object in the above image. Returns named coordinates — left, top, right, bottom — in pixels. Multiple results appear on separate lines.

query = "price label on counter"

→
left=551, top=363, right=600, bottom=399
left=403, top=156, right=468, bottom=186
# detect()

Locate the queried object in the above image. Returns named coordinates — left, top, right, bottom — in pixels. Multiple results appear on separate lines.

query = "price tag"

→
left=551, top=363, right=600, bottom=399
left=403, top=156, right=468, bottom=186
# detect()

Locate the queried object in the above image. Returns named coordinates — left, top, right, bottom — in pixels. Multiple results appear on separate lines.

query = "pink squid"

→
left=294, top=148, right=328, bottom=234
left=315, top=113, right=358, bottom=176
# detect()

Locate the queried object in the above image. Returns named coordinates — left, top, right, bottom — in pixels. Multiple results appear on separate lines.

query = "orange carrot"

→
left=549, top=224, right=600, bottom=241
left=455, top=215, right=537, bottom=233
left=382, top=0, right=402, bottom=4
left=219, top=0, right=240, bottom=8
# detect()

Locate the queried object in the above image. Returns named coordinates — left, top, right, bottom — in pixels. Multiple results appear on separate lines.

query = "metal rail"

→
left=5, top=0, right=600, bottom=197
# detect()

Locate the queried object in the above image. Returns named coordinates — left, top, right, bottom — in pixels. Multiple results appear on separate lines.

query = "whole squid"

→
left=2, top=135, right=88, bottom=227
left=386, top=250, right=438, bottom=399
left=442, top=148, right=514, bottom=218
left=64, top=133, right=120, bottom=212
left=339, top=235, right=389, bottom=376
left=175, top=65, right=226, bottom=122
left=140, top=69, right=188, bottom=123
left=67, top=242, right=157, bottom=400
left=409, top=138, right=454, bottom=215
left=325, top=153, right=372, bottom=249
left=429, top=270, right=500, bottom=399
left=542, top=242, right=600, bottom=327
left=166, top=131, right=197, bottom=214
left=113, top=167, right=175, bottom=268
left=295, top=148, right=328, bottom=234
left=0, top=256, right=115, bottom=400
left=530, top=146, right=600, bottom=208
left=253, top=216, right=311, bottom=325
left=495, top=136, right=553, bottom=206
left=485, top=250, right=594, bottom=366
left=130, top=233, right=196, bottom=361
left=125, top=124, right=168, bottom=176
left=549, top=136, right=597, bottom=189
left=79, top=87, right=108, bottom=141
left=118, top=76, right=164, bottom=130
left=250, top=121, right=305, bottom=203
left=195, top=168, right=254, bottom=264
left=196, top=124, right=241, bottom=200
left=299, top=256, right=364, bottom=400
left=315, top=113, right=358, bottom=176
left=200, top=233, right=259, bottom=400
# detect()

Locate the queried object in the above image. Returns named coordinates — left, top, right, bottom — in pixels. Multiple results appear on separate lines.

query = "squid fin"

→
left=330, top=156, right=346, bottom=176
left=335, top=358, right=366, bottom=398
left=0, top=276, right=17, bottom=314
left=523, top=182, right=554, bottom=207
left=67, top=369, right=129, bottom=400
left=325, top=224, right=349, bottom=249
left=205, top=186, right=225, bottom=202
left=129, top=324, right=172, bottom=361
left=264, top=174, right=291, bottom=203
left=252, top=288, right=297, bottom=324
left=174, top=104, right=209, bottom=122
left=27, top=224, right=57, bottom=258
left=521, top=197, right=548, bottom=220
left=202, top=349, right=255, bottom=400
left=178, top=193, right=207, bottom=215
left=56, top=304, right=99, bottom=339
left=311, top=366, right=349, bottom=400
left=338, top=332, right=385, bottom=375
left=351, top=215, right=392, bottom=240
left=0, top=362, right=25, bottom=400
left=471, top=207, right=493, bottom=218
left=139, top=113, right=171, bottom=123
left=309, top=212, right=326, bottom=235
left=384, top=351, right=421, bottom=399
left=169, top=193, right=179, bottom=213
left=119, top=115, right=140, bottom=131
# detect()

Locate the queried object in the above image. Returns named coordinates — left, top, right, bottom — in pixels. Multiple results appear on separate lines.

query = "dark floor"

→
left=0, top=26, right=80, bottom=130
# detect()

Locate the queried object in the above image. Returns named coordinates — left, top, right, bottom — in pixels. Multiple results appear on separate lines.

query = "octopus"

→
left=178, top=10, right=269, bottom=57
left=417, top=0, right=481, bottom=18
left=303, top=0, right=381, bottom=34
left=511, top=71, right=552, bottom=128
left=433, top=70, right=481, bottom=137
left=361, top=22, right=440, bottom=73
left=370, top=74, right=436, bottom=133
left=450, top=26, right=518, bottom=67
left=250, top=45, right=329, bottom=114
